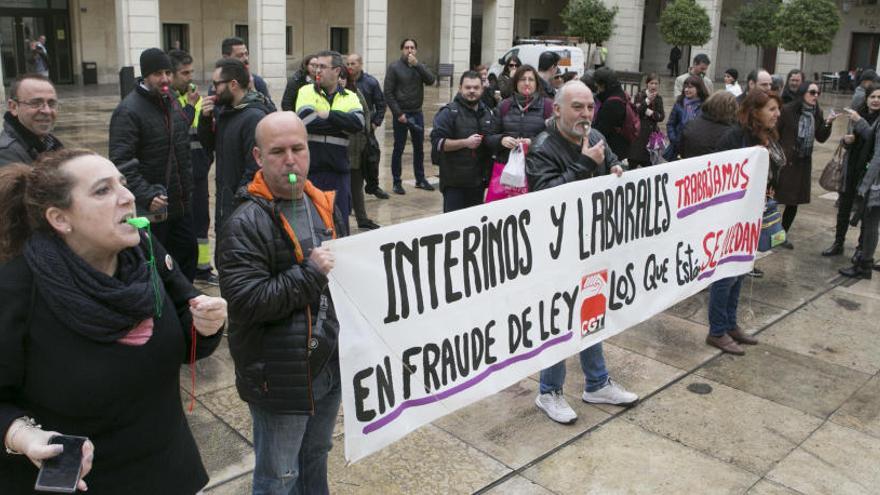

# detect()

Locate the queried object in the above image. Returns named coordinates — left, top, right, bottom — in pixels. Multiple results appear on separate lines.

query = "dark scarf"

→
left=23, top=231, right=157, bottom=343
left=3, top=111, right=63, bottom=160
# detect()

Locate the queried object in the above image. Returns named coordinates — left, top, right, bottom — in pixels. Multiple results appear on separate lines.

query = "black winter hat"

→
left=859, top=69, right=880, bottom=84
left=140, top=48, right=172, bottom=77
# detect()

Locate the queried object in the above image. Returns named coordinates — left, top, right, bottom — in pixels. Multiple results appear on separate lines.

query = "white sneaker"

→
left=535, top=390, right=577, bottom=424
left=582, top=379, right=639, bottom=406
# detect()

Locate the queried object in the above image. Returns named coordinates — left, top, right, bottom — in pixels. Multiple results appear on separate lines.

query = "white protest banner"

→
left=327, top=147, right=769, bottom=462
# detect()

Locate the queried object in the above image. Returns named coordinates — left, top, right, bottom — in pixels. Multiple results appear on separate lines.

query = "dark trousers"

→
left=151, top=209, right=198, bottom=282
left=782, top=205, right=798, bottom=233
left=834, top=165, right=866, bottom=247
left=350, top=167, right=369, bottom=223
left=442, top=186, right=485, bottom=213
left=192, top=151, right=212, bottom=273
left=861, top=206, right=880, bottom=262
left=363, top=129, right=381, bottom=192
left=669, top=60, right=680, bottom=77
left=391, top=112, right=426, bottom=184
left=309, top=170, right=351, bottom=235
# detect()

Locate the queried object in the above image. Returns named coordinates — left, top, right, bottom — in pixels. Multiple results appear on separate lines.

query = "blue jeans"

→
left=249, top=362, right=341, bottom=495
left=442, top=186, right=485, bottom=213
left=539, top=343, right=609, bottom=394
left=391, top=112, right=426, bottom=184
left=708, top=275, right=744, bottom=337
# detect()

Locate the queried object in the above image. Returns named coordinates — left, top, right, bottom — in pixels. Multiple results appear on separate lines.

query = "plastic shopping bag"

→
left=500, top=143, right=527, bottom=188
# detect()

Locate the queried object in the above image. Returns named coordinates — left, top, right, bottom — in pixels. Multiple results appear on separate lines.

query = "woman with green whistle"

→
left=0, top=149, right=228, bottom=494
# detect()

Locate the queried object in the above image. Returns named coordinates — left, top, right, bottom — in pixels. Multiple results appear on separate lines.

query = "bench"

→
left=437, top=63, right=455, bottom=99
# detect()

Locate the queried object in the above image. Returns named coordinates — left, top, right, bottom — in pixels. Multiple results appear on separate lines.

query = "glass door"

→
left=0, top=16, right=16, bottom=85
left=0, top=12, right=71, bottom=85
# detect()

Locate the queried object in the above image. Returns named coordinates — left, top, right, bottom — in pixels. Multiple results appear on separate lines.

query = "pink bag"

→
left=486, top=162, right=529, bottom=203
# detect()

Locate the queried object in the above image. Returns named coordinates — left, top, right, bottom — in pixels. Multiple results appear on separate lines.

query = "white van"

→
left=488, top=40, right=586, bottom=79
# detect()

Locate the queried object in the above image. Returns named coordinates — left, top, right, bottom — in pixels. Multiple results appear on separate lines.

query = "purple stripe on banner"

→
left=677, top=189, right=748, bottom=219
left=696, top=254, right=756, bottom=280
left=362, top=331, right=575, bottom=435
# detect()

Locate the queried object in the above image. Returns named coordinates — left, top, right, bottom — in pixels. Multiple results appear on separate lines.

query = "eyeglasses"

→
left=14, top=98, right=59, bottom=110
left=212, top=79, right=230, bottom=88
left=807, top=89, right=820, bottom=96
left=508, top=63, right=520, bottom=68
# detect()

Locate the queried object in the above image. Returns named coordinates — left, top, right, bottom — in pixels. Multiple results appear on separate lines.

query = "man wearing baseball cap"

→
left=109, top=47, right=197, bottom=280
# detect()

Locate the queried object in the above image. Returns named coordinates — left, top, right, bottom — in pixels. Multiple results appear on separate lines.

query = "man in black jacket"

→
left=430, top=70, right=497, bottom=212
left=385, top=38, right=436, bottom=194
left=109, top=48, right=196, bottom=280
left=217, top=111, right=344, bottom=494
left=220, top=37, right=276, bottom=111
left=526, top=81, right=639, bottom=425
left=198, top=58, right=272, bottom=238
left=348, top=52, right=389, bottom=199
left=0, top=74, right=63, bottom=166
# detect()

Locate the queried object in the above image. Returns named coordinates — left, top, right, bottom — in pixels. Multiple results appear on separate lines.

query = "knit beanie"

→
left=140, top=48, right=172, bottom=77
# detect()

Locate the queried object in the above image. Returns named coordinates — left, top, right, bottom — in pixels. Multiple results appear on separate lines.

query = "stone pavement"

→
left=45, top=82, right=880, bottom=494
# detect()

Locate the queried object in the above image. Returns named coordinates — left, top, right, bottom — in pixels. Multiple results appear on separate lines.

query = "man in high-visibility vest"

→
left=169, top=49, right=217, bottom=285
left=295, top=50, right=365, bottom=234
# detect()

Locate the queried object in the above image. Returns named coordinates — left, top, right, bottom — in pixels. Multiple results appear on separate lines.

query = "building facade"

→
left=1, top=0, right=878, bottom=101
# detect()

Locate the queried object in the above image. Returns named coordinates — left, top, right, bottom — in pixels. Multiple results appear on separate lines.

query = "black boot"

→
left=822, top=241, right=844, bottom=256
left=852, top=248, right=863, bottom=266
left=839, top=259, right=874, bottom=279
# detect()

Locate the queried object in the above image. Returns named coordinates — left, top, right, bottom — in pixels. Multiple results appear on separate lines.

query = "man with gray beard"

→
left=525, top=80, right=638, bottom=425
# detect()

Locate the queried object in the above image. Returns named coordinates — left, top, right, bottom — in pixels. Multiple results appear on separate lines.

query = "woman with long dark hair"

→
left=629, top=73, right=665, bottom=167
left=707, top=90, right=786, bottom=355
left=0, top=150, right=227, bottom=494
left=665, top=74, right=709, bottom=160
left=495, top=55, right=522, bottom=100
left=839, top=85, right=880, bottom=279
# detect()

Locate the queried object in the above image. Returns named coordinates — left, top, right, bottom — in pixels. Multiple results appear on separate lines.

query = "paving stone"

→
left=185, top=395, right=254, bottom=490
left=831, top=373, right=880, bottom=440
left=562, top=342, right=686, bottom=414
left=665, top=287, right=789, bottom=334
left=836, top=274, right=880, bottom=302
left=522, top=420, right=758, bottom=494
left=608, top=312, right=719, bottom=370
left=698, top=344, right=871, bottom=418
left=327, top=425, right=511, bottom=494
left=767, top=421, right=880, bottom=495
left=197, top=386, right=254, bottom=443
left=746, top=480, right=803, bottom=495
left=179, top=337, right=237, bottom=397
left=482, top=474, right=556, bottom=494
left=624, top=375, right=823, bottom=475
left=204, top=472, right=252, bottom=494
left=434, top=379, right=610, bottom=468
left=761, top=289, right=880, bottom=374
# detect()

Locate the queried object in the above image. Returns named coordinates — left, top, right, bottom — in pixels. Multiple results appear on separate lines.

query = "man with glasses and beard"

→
left=110, top=48, right=197, bottom=280
left=0, top=73, right=63, bottom=166
left=525, top=80, right=639, bottom=425
left=430, top=70, right=497, bottom=212
left=198, top=58, right=272, bottom=238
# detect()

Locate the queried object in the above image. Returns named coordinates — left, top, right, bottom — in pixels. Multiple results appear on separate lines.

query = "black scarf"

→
left=3, top=111, right=63, bottom=160
left=23, top=231, right=157, bottom=343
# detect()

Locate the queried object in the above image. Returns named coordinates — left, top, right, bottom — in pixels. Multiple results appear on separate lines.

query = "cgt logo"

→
left=580, top=270, right=608, bottom=337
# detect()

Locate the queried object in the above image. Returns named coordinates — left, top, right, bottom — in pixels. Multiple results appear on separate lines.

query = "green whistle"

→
left=127, top=217, right=151, bottom=229
left=288, top=173, right=297, bottom=184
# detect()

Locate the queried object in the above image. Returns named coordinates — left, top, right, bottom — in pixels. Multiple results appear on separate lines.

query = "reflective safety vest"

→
left=295, top=84, right=365, bottom=173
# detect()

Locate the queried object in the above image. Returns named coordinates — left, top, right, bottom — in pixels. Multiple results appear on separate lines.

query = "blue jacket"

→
left=666, top=99, right=701, bottom=147
left=355, top=72, right=386, bottom=127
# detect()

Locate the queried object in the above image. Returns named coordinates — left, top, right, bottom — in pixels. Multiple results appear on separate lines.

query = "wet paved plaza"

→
left=41, top=81, right=880, bottom=494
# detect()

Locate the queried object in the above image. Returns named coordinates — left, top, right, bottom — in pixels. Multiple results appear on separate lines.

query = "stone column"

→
left=604, top=0, right=646, bottom=72
left=0, top=53, right=5, bottom=102
left=440, top=0, right=472, bottom=83
left=248, top=0, right=287, bottom=94
left=774, top=49, right=802, bottom=76
left=481, top=0, right=515, bottom=67
left=114, top=0, right=161, bottom=76
left=355, top=0, right=389, bottom=81
left=691, top=0, right=723, bottom=80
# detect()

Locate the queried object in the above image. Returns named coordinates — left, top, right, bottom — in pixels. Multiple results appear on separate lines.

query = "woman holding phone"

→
left=629, top=73, right=666, bottom=167
left=0, top=150, right=227, bottom=494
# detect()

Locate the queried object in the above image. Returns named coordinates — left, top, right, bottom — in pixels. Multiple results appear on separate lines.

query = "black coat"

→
left=594, top=85, right=631, bottom=160
left=217, top=188, right=346, bottom=414
left=384, top=57, right=435, bottom=116
left=430, top=94, right=497, bottom=190
left=680, top=114, right=734, bottom=159
left=109, top=82, right=192, bottom=220
left=0, top=242, right=220, bottom=494
left=629, top=90, right=665, bottom=164
left=281, top=69, right=309, bottom=112
left=198, top=91, right=272, bottom=234
left=486, top=95, right=553, bottom=163
left=776, top=100, right=832, bottom=205
left=526, top=118, right=619, bottom=192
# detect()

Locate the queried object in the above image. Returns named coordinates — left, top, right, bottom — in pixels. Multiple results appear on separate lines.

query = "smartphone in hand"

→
left=34, top=435, right=87, bottom=493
